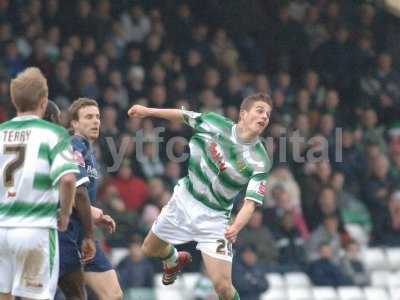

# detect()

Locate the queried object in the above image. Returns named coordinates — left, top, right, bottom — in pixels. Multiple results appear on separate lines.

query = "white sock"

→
left=163, top=246, right=178, bottom=267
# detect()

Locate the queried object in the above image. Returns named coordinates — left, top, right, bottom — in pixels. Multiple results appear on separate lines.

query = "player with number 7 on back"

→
left=0, top=67, right=78, bottom=300
left=127, top=93, right=273, bottom=300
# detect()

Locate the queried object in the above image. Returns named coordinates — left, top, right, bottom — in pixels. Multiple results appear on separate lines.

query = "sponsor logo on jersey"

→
left=209, top=142, right=227, bottom=172
left=87, top=165, right=99, bottom=179
left=73, top=151, right=85, bottom=167
left=257, top=182, right=266, bottom=195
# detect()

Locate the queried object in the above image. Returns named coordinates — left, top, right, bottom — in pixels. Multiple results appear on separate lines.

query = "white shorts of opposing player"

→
left=0, top=227, right=59, bottom=300
left=152, top=183, right=233, bottom=262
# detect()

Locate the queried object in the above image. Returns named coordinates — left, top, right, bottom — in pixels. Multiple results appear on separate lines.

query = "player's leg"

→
left=58, top=226, right=86, bottom=300
left=201, top=252, right=239, bottom=300
left=8, top=228, right=59, bottom=300
left=84, top=270, right=122, bottom=300
left=143, top=184, right=195, bottom=284
left=58, top=270, right=86, bottom=300
left=142, top=230, right=192, bottom=285
left=0, top=228, right=13, bottom=300
left=83, top=241, right=123, bottom=300
left=142, top=230, right=171, bottom=258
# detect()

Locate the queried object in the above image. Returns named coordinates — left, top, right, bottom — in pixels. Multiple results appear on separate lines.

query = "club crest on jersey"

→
left=73, top=151, right=85, bottom=167
left=209, top=142, right=227, bottom=172
left=257, top=182, right=266, bottom=195
left=237, top=158, right=247, bottom=172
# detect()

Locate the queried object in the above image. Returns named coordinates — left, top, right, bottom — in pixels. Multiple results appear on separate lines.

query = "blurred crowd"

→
left=1, top=0, right=400, bottom=297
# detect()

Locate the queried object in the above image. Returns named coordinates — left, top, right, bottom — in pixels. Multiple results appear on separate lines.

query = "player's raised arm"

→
left=128, top=104, right=184, bottom=123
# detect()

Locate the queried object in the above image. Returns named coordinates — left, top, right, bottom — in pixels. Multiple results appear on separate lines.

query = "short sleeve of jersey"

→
left=49, top=128, right=79, bottom=186
left=70, top=137, right=90, bottom=188
left=182, top=110, right=233, bottom=133
left=245, top=173, right=267, bottom=205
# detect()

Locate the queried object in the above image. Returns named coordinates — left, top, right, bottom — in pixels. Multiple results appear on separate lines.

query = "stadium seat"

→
left=363, top=287, right=389, bottom=300
left=284, top=272, right=311, bottom=288
left=287, top=287, right=313, bottom=300
left=389, top=287, right=400, bottom=300
left=387, top=271, right=400, bottom=288
left=312, top=287, right=338, bottom=300
left=265, top=273, right=285, bottom=289
left=154, top=273, right=185, bottom=289
left=260, top=288, right=286, bottom=300
left=125, top=288, right=155, bottom=300
left=371, top=270, right=391, bottom=288
left=362, top=248, right=388, bottom=271
left=155, top=288, right=185, bottom=300
left=385, top=248, right=400, bottom=270
left=337, top=286, right=365, bottom=300
left=345, top=223, right=369, bottom=246
left=109, top=247, right=129, bottom=266
left=183, top=273, right=200, bottom=293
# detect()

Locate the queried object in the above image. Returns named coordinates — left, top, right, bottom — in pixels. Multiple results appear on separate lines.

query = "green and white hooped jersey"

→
left=0, top=115, right=79, bottom=228
left=180, top=110, right=271, bottom=212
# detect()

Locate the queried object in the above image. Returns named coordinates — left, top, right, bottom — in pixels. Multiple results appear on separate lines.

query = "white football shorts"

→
left=0, top=227, right=59, bottom=300
left=152, top=182, right=234, bottom=262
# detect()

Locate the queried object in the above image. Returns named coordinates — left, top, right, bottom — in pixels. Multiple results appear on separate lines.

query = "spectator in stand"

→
left=273, top=211, right=307, bottom=271
left=232, top=244, right=269, bottom=300
left=77, top=65, right=100, bottom=99
left=331, top=171, right=371, bottom=244
left=360, top=53, right=400, bottom=106
left=263, top=185, right=309, bottom=239
left=307, top=214, right=343, bottom=264
left=3, top=40, right=25, bottom=77
left=49, top=59, right=72, bottom=104
left=304, top=6, right=329, bottom=52
left=308, top=242, right=353, bottom=287
left=100, top=184, right=138, bottom=247
left=120, top=3, right=150, bottom=44
left=304, top=69, right=326, bottom=108
left=139, top=142, right=165, bottom=179
left=340, top=240, right=369, bottom=286
left=236, top=209, right=278, bottom=268
left=313, top=24, right=353, bottom=89
left=146, top=177, right=168, bottom=207
left=371, top=190, right=400, bottom=246
left=301, top=160, right=332, bottom=228
left=363, top=154, right=395, bottom=220
left=309, top=185, right=343, bottom=231
left=127, top=65, right=145, bottom=100
left=264, top=165, right=301, bottom=208
left=107, top=159, right=148, bottom=211
left=389, top=151, right=400, bottom=182
left=361, top=107, right=386, bottom=151
left=331, top=127, right=366, bottom=195
left=117, top=236, right=155, bottom=290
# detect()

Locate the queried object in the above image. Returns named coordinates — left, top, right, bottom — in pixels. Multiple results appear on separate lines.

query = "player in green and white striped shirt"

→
left=128, top=93, right=272, bottom=300
left=0, top=67, right=78, bottom=300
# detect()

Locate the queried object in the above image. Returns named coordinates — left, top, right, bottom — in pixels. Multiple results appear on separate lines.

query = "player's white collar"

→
left=12, top=115, right=40, bottom=121
left=232, top=125, right=259, bottom=146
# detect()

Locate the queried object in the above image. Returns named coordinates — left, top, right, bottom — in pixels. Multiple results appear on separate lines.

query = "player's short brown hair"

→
left=240, top=93, right=272, bottom=112
left=69, top=97, right=99, bottom=122
left=10, top=67, right=48, bottom=112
